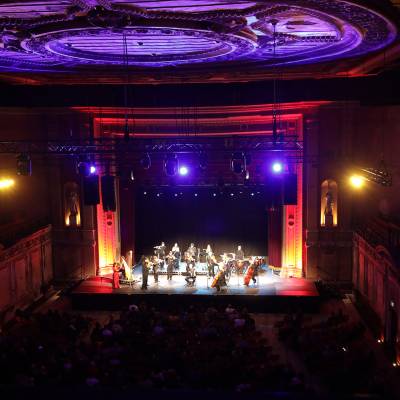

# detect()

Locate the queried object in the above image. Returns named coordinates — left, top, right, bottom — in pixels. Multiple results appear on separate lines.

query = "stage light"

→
left=194, top=193, right=198, bottom=197
left=77, top=161, right=90, bottom=176
left=156, top=193, right=160, bottom=197
left=231, top=152, right=246, bottom=174
left=0, top=178, right=15, bottom=190
left=179, top=166, right=189, bottom=176
left=16, top=153, right=31, bottom=176
left=272, top=161, right=283, bottom=173
left=251, top=192, right=254, bottom=196
left=89, top=165, right=96, bottom=174
left=230, top=193, right=234, bottom=197
left=174, top=193, right=178, bottom=197
left=213, top=193, right=217, bottom=197
left=350, top=175, right=364, bottom=189
left=164, top=154, right=178, bottom=177
left=245, top=170, right=250, bottom=180
left=140, top=153, right=151, bottom=170
left=143, top=191, right=147, bottom=195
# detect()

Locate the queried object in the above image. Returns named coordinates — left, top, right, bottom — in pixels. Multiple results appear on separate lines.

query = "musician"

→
left=187, top=243, right=197, bottom=258
left=213, top=270, right=226, bottom=292
left=185, top=263, right=196, bottom=286
left=155, top=242, right=166, bottom=268
left=236, top=245, right=244, bottom=261
left=172, top=243, right=180, bottom=269
left=151, top=256, right=159, bottom=284
left=165, top=251, right=175, bottom=280
left=252, top=258, right=260, bottom=284
left=206, top=244, right=213, bottom=256
left=141, top=257, right=151, bottom=289
left=185, top=252, right=195, bottom=274
left=112, top=262, right=120, bottom=289
left=206, top=252, right=218, bottom=277
left=159, top=241, right=166, bottom=257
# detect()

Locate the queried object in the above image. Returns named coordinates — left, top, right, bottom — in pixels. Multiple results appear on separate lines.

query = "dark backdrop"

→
left=135, top=187, right=268, bottom=258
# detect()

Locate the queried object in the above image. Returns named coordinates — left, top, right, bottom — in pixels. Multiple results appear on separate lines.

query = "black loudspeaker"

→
left=283, top=174, right=297, bottom=205
left=266, top=175, right=283, bottom=209
left=101, top=175, right=116, bottom=212
left=83, top=175, right=100, bottom=205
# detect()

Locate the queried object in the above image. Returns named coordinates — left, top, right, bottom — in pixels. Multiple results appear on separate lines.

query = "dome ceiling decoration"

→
left=0, top=1, right=398, bottom=83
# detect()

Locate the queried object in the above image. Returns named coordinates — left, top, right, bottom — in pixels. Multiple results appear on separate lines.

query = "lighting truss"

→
left=359, top=167, right=392, bottom=187
left=0, top=135, right=303, bottom=156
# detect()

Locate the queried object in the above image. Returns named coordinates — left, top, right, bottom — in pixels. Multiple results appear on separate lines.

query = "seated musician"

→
left=185, top=263, right=196, bottom=286
left=185, top=251, right=195, bottom=273
left=236, top=245, right=244, bottom=261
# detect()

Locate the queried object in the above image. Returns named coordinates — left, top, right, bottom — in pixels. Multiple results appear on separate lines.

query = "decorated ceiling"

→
left=0, top=1, right=398, bottom=83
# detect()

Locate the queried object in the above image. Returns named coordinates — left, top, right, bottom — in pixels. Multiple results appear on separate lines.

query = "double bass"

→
left=211, top=269, right=225, bottom=289
left=243, top=264, right=255, bottom=286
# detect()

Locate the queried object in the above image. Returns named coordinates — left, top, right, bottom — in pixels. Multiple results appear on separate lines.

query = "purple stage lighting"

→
left=89, top=165, right=96, bottom=174
left=179, top=166, right=189, bottom=176
left=272, top=162, right=283, bottom=173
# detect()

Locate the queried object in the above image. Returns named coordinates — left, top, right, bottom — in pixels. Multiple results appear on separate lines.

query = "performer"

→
left=236, top=245, right=244, bottom=261
left=151, top=256, right=159, bottom=283
left=252, top=257, right=261, bottom=284
left=165, top=251, right=175, bottom=280
left=211, top=269, right=226, bottom=292
left=185, top=263, right=196, bottom=286
left=244, top=258, right=260, bottom=286
left=187, top=243, right=197, bottom=258
left=154, top=242, right=166, bottom=268
left=206, top=244, right=213, bottom=256
left=206, top=252, right=218, bottom=277
left=112, top=262, right=120, bottom=289
left=172, top=243, right=180, bottom=269
left=141, top=257, right=151, bottom=290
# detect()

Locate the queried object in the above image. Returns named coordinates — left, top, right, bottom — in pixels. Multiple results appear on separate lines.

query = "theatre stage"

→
left=71, top=267, right=319, bottom=312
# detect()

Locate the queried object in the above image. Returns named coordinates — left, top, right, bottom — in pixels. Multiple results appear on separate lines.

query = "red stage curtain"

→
left=268, top=206, right=282, bottom=268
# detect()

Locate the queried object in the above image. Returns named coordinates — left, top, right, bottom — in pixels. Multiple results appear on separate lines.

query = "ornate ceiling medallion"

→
left=0, top=1, right=397, bottom=82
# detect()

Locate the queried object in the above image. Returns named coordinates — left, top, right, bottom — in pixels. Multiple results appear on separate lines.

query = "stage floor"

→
left=73, top=271, right=318, bottom=297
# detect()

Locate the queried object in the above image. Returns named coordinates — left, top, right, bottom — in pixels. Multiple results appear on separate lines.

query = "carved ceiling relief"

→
left=0, top=1, right=397, bottom=81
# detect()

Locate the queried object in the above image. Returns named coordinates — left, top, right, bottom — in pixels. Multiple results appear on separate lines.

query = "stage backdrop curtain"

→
left=268, top=206, right=282, bottom=268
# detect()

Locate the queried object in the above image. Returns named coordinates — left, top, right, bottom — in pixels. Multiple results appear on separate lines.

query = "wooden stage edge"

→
left=70, top=275, right=320, bottom=313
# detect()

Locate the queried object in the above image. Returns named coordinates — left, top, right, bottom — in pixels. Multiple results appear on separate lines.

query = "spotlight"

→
left=0, top=178, right=15, bottom=190
left=213, top=193, right=217, bottom=197
left=272, top=161, right=283, bottom=173
left=245, top=170, right=250, bottom=180
left=77, top=161, right=90, bottom=176
left=350, top=175, right=364, bottom=189
left=89, top=165, right=96, bottom=174
left=194, top=193, right=198, bottom=197
left=179, top=166, right=189, bottom=176
left=16, top=153, right=31, bottom=176
left=231, top=152, right=246, bottom=174
left=140, top=153, right=151, bottom=170
left=164, top=154, right=178, bottom=177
